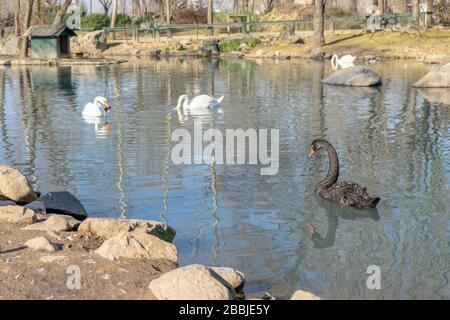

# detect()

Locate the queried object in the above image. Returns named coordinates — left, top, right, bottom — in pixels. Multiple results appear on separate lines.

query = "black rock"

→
left=26, top=191, right=88, bottom=220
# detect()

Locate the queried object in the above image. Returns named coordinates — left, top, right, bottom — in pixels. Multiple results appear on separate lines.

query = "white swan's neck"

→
left=177, top=95, right=188, bottom=110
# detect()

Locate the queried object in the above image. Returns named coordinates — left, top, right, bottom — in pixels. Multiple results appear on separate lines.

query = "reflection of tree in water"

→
left=310, top=197, right=380, bottom=249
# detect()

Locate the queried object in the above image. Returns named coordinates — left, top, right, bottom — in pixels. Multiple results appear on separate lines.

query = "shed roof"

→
left=23, top=24, right=77, bottom=38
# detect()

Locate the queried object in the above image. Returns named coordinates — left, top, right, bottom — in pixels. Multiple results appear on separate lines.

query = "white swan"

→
left=82, top=96, right=111, bottom=117
left=176, top=94, right=224, bottom=111
left=331, top=54, right=356, bottom=70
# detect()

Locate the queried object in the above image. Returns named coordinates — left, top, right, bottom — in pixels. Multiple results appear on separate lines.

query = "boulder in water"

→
left=412, top=63, right=450, bottom=88
left=26, top=191, right=87, bottom=220
left=322, top=66, right=382, bottom=87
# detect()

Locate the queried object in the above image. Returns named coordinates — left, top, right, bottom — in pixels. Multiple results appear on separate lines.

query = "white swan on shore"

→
left=82, top=96, right=111, bottom=117
left=331, top=54, right=356, bottom=70
left=176, top=94, right=224, bottom=111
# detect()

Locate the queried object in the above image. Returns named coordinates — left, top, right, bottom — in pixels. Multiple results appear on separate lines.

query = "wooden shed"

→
left=24, top=24, right=76, bottom=59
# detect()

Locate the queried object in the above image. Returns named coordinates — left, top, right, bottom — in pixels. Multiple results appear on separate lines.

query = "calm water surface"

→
left=0, top=59, right=448, bottom=299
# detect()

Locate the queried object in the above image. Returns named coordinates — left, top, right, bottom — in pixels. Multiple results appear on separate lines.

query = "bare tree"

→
left=207, top=0, right=213, bottom=35
left=313, top=0, right=325, bottom=49
left=426, top=0, right=433, bottom=27
left=99, top=0, right=113, bottom=16
left=20, top=0, right=35, bottom=58
left=53, top=0, right=72, bottom=25
left=412, top=0, right=420, bottom=25
left=14, top=0, right=21, bottom=35
left=263, top=0, right=276, bottom=14
left=111, top=0, right=118, bottom=27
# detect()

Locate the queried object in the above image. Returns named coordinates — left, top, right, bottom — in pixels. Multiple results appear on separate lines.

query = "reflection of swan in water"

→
left=175, top=100, right=223, bottom=124
left=83, top=116, right=111, bottom=138
left=310, top=197, right=380, bottom=249
left=331, top=54, right=356, bottom=70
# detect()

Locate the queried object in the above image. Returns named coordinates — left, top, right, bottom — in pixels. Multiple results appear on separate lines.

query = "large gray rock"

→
left=0, top=166, right=38, bottom=203
left=322, top=66, right=382, bottom=87
left=0, top=36, right=21, bottom=56
left=309, top=47, right=325, bottom=60
left=0, top=205, right=37, bottom=224
left=95, top=233, right=178, bottom=264
left=71, top=30, right=108, bottom=55
left=78, top=218, right=175, bottom=243
left=412, top=70, right=450, bottom=88
left=27, top=191, right=87, bottom=220
left=291, top=290, right=321, bottom=300
left=149, top=264, right=236, bottom=300
left=22, top=214, right=80, bottom=232
left=210, top=267, right=246, bottom=292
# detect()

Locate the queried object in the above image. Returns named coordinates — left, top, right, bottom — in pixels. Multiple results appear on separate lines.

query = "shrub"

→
left=219, top=38, right=258, bottom=52
left=175, top=8, right=207, bottom=24
left=81, top=13, right=110, bottom=30
left=115, top=14, right=132, bottom=27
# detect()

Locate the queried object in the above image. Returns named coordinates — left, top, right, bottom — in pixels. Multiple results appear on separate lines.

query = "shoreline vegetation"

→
left=0, top=165, right=320, bottom=300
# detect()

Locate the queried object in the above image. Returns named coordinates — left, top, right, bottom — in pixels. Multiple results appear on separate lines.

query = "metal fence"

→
left=80, top=13, right=414, bottom=42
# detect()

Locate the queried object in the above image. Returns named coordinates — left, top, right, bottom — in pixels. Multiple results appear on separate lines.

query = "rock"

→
left=28, top=191, right=87, bottom=220
left=0, top=166, right=38, bottom=203
left=0, top=60, right=11, bottom=66
left=0, top=36, right=22, bottom=56
left=22, top=214, right=80, bottom=232
left=276, top=53, right=291, bottom=60
left=210, top=267, right=246, bottom=292
left=25, top=237, right=60, bottom=252
left=0, top=205, right=38, bottom=224
left=309, top=47, right=325, bottom=60
left=149, top=264, right=236, bottom=300
left=291, top=290, right=321, bottom=300
left=95, top=233, right=178, bottom=264
left=78, top=217, right=175, bottom=242
left=24, top=200, right=46, bottom=213
left=71, top=30, right=107, bottom=55
left=137, top=49, right=161, bottom=57
left=438, top=62, right=450, bottom=73
left=322, top=66, right=382, bottom=87
left=0, top=200, right=16, bottom=207
left=39, top=255, right=67, bottom=263
left=238, top=43, right=249, bottom=52
left=418, top=88, right=450, bottom=104
left=412, top=71, right=450, bottom=88
left=288, top=36, right=304, bottom=45
left=421, top=54, right=450, bottom=64
left=263, top=51, right=274, bottom=58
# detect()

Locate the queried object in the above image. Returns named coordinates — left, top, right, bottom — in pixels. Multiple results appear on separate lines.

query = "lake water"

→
left=0, top=58, right=448, bottom=299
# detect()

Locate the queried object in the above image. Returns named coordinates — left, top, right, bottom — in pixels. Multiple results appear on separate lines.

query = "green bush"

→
left=81, top=14, right=110, bottom=30
left=115, top=14, right=132, bottom=27
left=219, top=38, right=258, bottom=52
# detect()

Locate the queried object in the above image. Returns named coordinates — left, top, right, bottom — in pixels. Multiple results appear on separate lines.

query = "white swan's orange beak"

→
left=308, top=146, right=315, bottom=157
left=309, top=224, right=315, bottom=236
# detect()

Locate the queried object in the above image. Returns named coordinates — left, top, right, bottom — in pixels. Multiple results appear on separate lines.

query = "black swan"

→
left=309, top=139, right=380, bottom=209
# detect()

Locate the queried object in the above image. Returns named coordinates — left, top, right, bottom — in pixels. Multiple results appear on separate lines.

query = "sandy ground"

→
left=100, top=28, right=450, bottom=60
left=0, top=221, right=175, bottom=299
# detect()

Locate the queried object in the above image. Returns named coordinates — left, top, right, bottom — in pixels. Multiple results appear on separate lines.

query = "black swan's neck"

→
left=315, top=142, right=339, bottom=192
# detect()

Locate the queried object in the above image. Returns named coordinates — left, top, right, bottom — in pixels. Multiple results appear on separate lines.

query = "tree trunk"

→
left=313, top=0, right=325, bottom=48
left=379, top=0, right=385, bottom=15
left=53, top=0, right=72, bottom=25
left=165, top=0, right=171, bottom=37
left=207, top=0, right=213, bottom=35
left=425, top=0, right=433, bottom=27
left=412, top=0, right=420, bottom=25
left=111, top=0, right=118, bottom=28
left=14, top=0, right=21, bottom=36
left=20, top=0, right=35, bottom=58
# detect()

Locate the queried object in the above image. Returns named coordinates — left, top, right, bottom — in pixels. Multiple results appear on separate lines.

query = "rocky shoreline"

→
left=0, top=165, right=320, bottom=300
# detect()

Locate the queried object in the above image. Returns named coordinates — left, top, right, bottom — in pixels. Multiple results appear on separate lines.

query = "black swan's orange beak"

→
left=308, top=146, right=315, bottom=157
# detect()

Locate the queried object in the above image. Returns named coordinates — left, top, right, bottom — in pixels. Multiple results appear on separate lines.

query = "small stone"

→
left=210, top=267, right=246, bottom=292
left=0, top=205, right=38, bottom=224
left=291, top=289, right=321, bottom=300
left=25, top=237, right=60, bottom=252
left=149, top=264, right=236, bottom=300
left=255, top=49, right=263, bottom=57
left=39, top=255, right=67, bottom=263
left=22, top=214, right=80, bottom=232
